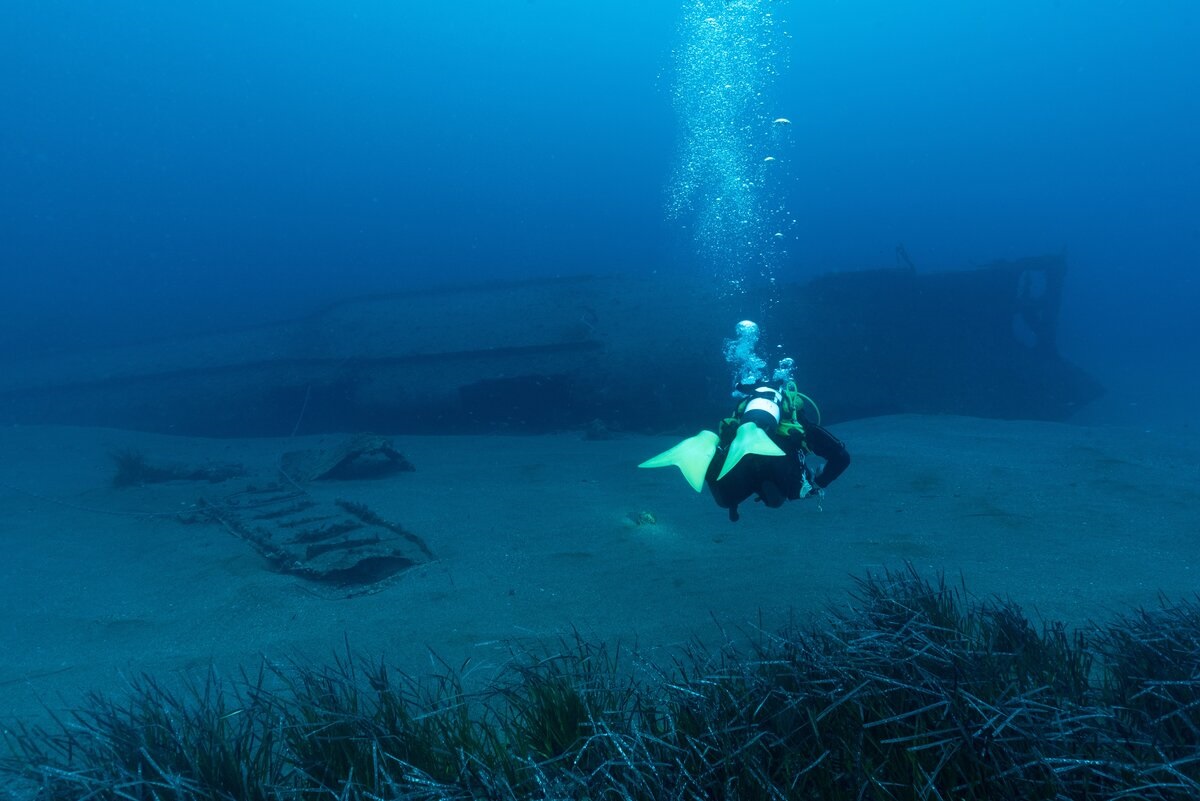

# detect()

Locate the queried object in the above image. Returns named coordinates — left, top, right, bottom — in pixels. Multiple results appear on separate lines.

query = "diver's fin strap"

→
left=716, top=422, right=785, bottom=481
left=638, top=430, right=720, bottom=493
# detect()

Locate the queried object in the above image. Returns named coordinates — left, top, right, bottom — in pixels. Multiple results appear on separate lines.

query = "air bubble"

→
left=667, top=1, right=793, bottom=297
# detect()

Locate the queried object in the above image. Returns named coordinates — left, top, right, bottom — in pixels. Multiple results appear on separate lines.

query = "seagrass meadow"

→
left=1, top=417, right=1198, bottom=800
left=5, top=567, right=1199, bottom=801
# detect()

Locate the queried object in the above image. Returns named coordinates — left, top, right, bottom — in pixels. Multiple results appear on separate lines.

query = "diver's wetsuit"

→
left=806, top=421, right=851, bottom=488
left=706, top=410, right=850, bottom=522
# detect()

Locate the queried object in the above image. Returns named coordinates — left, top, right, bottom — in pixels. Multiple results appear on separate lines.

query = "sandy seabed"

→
left=1, top=415, right=1197, bottom=728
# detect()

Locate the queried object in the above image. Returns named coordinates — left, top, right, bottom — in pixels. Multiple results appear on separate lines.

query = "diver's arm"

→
left=804, top=424, right=850, bottom=488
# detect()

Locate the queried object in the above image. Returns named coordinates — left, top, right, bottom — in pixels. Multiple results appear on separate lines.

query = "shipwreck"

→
left=0, top=254, right=1101, bottom=436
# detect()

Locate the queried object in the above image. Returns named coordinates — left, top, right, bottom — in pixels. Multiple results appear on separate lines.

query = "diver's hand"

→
left=801, top=468, right=823, bottom=499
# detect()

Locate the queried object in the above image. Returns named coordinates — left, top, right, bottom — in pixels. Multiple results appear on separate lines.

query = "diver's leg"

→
left=706, top=451, right=756, bottom=521
left=758, top=479, right=785, bottom=507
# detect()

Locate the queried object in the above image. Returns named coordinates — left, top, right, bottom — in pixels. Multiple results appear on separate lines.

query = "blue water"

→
left=2, top=1, right=1197, bottom=422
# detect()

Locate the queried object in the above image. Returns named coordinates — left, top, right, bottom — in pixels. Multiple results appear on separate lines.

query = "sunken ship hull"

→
left=0, top=255, right=1101, bottom=436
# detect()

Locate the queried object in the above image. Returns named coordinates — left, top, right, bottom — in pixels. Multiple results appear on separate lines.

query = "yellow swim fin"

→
left=716, top=422, right=785, bottom=481
left=638, top=430, right=720, bottom=492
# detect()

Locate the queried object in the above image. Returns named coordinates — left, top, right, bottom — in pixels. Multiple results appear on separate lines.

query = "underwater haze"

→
left=4, top=8, right=1200, bottom=796
left=2, top=0, right=1198, bottom=423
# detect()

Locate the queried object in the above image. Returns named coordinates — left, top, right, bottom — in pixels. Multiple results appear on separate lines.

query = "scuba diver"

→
left=639, top=321, right=850, bottom=522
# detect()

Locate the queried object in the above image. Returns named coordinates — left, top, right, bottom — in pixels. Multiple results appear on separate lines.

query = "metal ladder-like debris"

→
left=195, top=483, right=434, bottom=598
